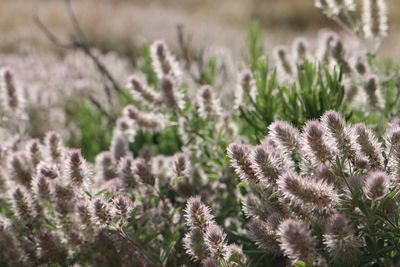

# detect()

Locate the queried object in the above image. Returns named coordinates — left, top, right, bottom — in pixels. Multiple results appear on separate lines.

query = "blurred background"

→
left=1, top=0, right=400, bottom=57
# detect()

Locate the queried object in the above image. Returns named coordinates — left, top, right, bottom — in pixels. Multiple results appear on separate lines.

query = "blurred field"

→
left=1, top=0, right=400, bottom=56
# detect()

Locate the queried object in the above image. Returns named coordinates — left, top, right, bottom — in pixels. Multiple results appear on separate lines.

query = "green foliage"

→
left=65, top=98, right=112, bottom=161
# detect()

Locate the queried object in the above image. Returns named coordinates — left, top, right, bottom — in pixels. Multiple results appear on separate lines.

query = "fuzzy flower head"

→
left=247, top=218, right=281, bottom=254
left=292, top=37, right=311, bottom=67
left=196, top=85, right=222, bottom=120
left=235, top=69, right=257, bottom=109
left=91, top=197, right=113, bottom=225
left=160, top=75, right=184, bottom=110
left=250, top=144, right=293, bottom=186
left=115, top=117, right=136, bottom=142
left=183, top=228, right=208, bottom=261
left=323, top=213, right=360, bottom=262
left=150, top=40, right=182, bottom=83
left=362, top=0, right=388, bottom=39
left=363, top=171, right=389, bottom=200
left=363, top=74, right=384, bottom=111
left=110, top=132, right=128, bottom=162
left=32, top=173, right=52, bottom=200
left=273, top=46, right=295, bottom=81
left=64, top=149, right=92, bottom=187
left=95, top=151, right=117, bottom=181
left=172, top=152, right=191, bottom=178
left=277, top=218, right=317, bottom=263
left=227, top=143, right=260, bottom=184
left=26, top=139, right=43, bottom=168
left=354, top=123, right=383, bottom=170
left=205, top=224, right=228, bottom=260
left=321, top=110, right=360, bottom=159
left=12, top=186, right=34, bottom=224
left=36, top=161, right=59, bottom=180
left=123, top=104, right=168, bottom=132
left=0, top=67, right=25, bottom=116
left=184, top=197, right=214, bottom=230
left=277, top=171, right=339, bottom=212
left=7, top=152, right=32, bottom=187
left=127, top=75, right=162, bottom=107
left=301, top=120, right=335, bottom=166
left=326, top=0, right=356, bottom=15
left=44, top=131, right=64, bottom=164
left=113, top=195, right=133, bottom=219
left=133, top=158, right=156, bottom=186
left=269, top=120, right=300, bottom=155
left=117, top=155, right=138, bottom=189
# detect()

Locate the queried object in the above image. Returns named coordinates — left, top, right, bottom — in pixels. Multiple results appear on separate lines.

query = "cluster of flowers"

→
left=225, top=110, right=400, bottom=266
left=0, top=119, right=205, bottom=265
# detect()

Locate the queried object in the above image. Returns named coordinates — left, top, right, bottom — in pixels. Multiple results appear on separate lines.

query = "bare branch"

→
left=88, top=96, right=116, bottom=122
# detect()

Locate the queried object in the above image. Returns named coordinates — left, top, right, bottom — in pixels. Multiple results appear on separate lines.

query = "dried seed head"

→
left=184, top=196, right=214, bottom=230
left=227, top=143, right=259, bottom=184
left=133, top=158, right=155, bottom=186
left=64, top=149, right=91, bottom=187
left=277, top=218, right=317, bottom=263
left=197, top=85, right=221, bottom=119
left=183, top=228, right=208, bottom=261
left=363, top=171, right=389, bottom=200
left=362, top=0, right=388, bottom=38
left=269, top=120, right=300, bottom=155
left=323, top=213, right=360, bottom=262
left=205, top=224, right=228, bottom=260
